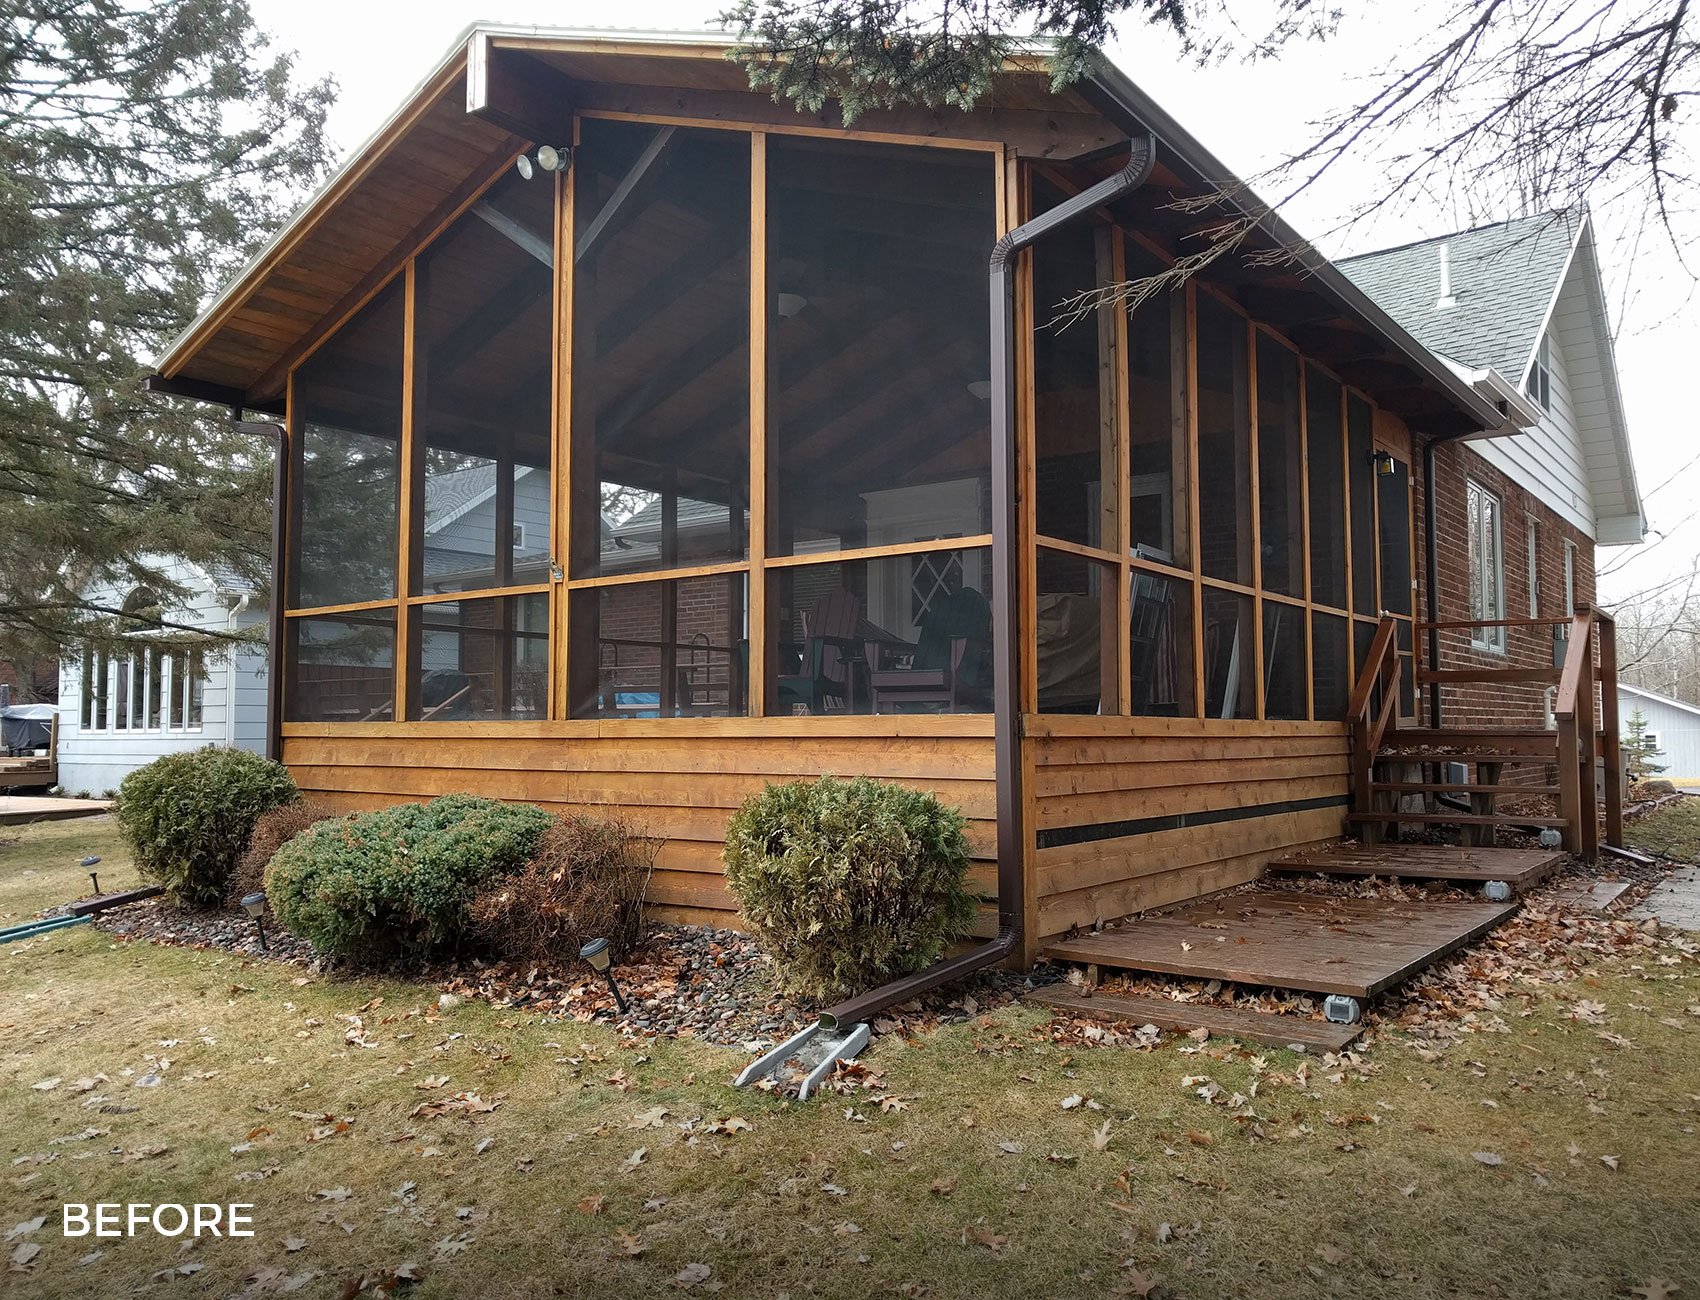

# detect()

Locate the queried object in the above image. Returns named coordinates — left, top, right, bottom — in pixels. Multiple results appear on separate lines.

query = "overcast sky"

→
left=248, top=0, right=1698, bottom=606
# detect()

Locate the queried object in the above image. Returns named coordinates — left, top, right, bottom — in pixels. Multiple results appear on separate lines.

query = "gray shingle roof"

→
left=1338, top=210, right=1581, bottom=382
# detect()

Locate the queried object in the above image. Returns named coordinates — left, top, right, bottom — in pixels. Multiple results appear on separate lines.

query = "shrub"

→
left=266, top=794, right=552, bottom=963
left=468, top=815, right=656, bottom=963
left=115, top=748, right=299, bottom=908
left=723, top=776, right=979, bottom=1001
left=228, top=798, right=337, bottom=906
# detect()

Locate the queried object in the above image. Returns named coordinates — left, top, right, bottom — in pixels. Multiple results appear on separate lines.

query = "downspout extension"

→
left=814, top=135, right=1159, bottom=1034
left=231, top=417, right=287, bottom=764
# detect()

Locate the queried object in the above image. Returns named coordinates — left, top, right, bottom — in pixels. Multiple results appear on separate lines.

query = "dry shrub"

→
left=469, top=814, right=655, bottom=962
left=229, top=798, right=337, bottom=905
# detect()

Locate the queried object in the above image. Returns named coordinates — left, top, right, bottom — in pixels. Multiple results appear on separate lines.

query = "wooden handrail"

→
left=1417, top=615, right=1576, bottom=631
left=1553, top=609, right=1595, bottom=722
left=1348, top=616, right=1399, bottom=719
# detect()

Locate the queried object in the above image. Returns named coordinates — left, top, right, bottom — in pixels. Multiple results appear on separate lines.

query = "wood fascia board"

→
left=467, top=35, right=576, bottom=142
left=156, top=49, right=472, bottom=383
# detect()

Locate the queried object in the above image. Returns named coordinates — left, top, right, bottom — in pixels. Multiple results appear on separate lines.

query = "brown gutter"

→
left=818, top=135, right=1158, bottom=1031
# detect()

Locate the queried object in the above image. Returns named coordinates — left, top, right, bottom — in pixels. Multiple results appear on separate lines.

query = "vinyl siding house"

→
left=144, top=25, right=1640, bottom=976
left=1618, top=683, right=1700, bottom=783
left=54, top=559, right=269, bottom=796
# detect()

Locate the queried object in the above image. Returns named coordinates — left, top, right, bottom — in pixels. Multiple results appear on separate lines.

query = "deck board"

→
left=1025, top=985, right=1362, bottom=1051
left=1270, top=841, right=1564, bottom=889
left=1042, top=888, right=1519, bottom=998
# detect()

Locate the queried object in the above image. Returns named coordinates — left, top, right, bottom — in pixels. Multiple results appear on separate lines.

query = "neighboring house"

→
left=1341, top=210, right=1643, bottom=732
left=54, top=560, right=269, bottom=796
left=145, top=25, right=1642, bottom=969
left=1618, top=682, right=1700, bottom=782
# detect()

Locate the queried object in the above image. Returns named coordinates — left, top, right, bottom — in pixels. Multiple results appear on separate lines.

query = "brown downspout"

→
left=231, top=417, right=287, bottom=763
left=818, top=135, right=1159, bottom=1031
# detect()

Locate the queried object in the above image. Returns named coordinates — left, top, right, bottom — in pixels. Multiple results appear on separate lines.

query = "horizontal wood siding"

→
left=281, top=727, right=996, bottom=929
left=1026, top=717, right=1349, bottom=938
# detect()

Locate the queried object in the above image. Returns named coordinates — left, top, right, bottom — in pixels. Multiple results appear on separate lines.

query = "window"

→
left=1196, top=296, right=1253, bottom=586
left=80, top=650, right=104, bottom=730
left=1256, top=334, right=1303, bottom=599
left=1527, top=332, right=1551, bottom=411
left=183, top=649, right=204, bottom=730
left=1306, top=366, right=1347, bottom=611
left=1467, top=479, right=1506, bottom=650
left=1564, top=539, right=1577, bottom=616
left=291, top=280, right=404, bottom=610
left=1527, top=519, right=1541, bottom=616
left=1125, top=238, right=1185, bottom=565
left=286, top=611, right=397, bottom=723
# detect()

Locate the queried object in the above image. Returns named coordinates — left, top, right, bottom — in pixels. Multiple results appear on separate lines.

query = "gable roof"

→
left=1339, top=210, right=1580, bottom=384
left=1341, top=209, right=1643, bottom=545
left=1619, top=681, right=1700, bottom=720
left=147, top=22, right=1511, bottom=439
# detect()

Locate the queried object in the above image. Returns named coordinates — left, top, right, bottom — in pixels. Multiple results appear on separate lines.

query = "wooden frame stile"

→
left=1111, top=232, right=1133, bottom=715
left=1297, top=354, right=1315, bottom=719
left=1339, top=383, right=1355, bottom=632
left=748, top=130, right=769, bottom=718
left=395, top=260, right=420, bottom=724
left=1185, top=281, right=1205, bottom=721
left=1246, top=314, right=1265, bottom=720
left=550, top=155, right=573, bottom=721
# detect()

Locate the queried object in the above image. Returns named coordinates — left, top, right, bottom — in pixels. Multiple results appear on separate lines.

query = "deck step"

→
left=1370, top=782, right=1560, bottom=795
left=1025, top=985, right=1361, bottom=1052
left=1376, top=748, right=1556, bottom=763
left=1346, top=811, right=1567, bottom=828
left=1272, top=841, right=1564, bottom=888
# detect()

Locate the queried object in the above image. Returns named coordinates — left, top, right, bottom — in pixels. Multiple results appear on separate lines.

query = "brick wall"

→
left=1416, top=439, right=1596, bottom=740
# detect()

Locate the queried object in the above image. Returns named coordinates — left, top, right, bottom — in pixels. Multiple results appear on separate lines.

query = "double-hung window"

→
left=1467, top=480, right=1506, bottom=651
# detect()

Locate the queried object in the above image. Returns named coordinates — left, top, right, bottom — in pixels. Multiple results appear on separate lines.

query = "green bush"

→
left=115, top=748, right=299, bottom=908
left=723, top=776, right=979, bottom=1001
left=266, top=795, right=552, bottom=963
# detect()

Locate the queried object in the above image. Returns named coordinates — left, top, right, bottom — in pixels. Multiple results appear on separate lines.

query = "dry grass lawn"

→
left=1628, top=798, right=1700, bottom=864
left=3, top=820, right=1699, bottom=1299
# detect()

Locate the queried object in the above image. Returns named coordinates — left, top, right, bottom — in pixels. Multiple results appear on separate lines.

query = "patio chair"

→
left=775, top=588, right=867, bottom=714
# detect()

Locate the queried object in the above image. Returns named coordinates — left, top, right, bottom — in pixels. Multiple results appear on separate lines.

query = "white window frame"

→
left=1527, top=333, right=1552, bottom=411
left=77, top=643, right=204, bottom=734
left=1467, top=479, right=1506, bottom=652
left=1525, top=517, right=1539, bottom=618
left=1563, top=539, right=1576, bottom=617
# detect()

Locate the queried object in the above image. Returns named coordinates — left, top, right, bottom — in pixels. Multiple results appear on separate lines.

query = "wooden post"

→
left=396, top=260, right=420, bottom=723
left=1557, top=709, right=1582, bottom=855
left=747, top=132, right=768, bottom=717
left=1598, top=612, right=1624, bottom=848
left=1578, top=616, right=1600, bottom=862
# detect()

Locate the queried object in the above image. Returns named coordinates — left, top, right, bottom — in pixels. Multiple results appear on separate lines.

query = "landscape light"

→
left=240, top=892, right=269, bottom=952
left=579, top=937, right=628, bottom=1014
left=80, top=855, right=101, bottom=896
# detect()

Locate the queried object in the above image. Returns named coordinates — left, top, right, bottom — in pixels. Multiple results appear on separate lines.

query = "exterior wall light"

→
left=81, top=855, right=101, bottom=895
left=1372, top=449, right=1397, bottom=477
left=241, top=892, right=269, bottom=952
left=515, top=145, right=572, bottom=180
left=579, top=937, right=628, bottom=1013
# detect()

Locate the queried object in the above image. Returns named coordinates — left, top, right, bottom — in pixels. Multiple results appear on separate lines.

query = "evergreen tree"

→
left=0, top=1, right=334, bottom=664
left=1623, top=707, right=1668, bottom=780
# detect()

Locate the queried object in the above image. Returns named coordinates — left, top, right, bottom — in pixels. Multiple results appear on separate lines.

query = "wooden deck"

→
left=0, top=796, right=112, bottom=826
left=1042, top=887, right=1519, bottom=999
left=1270, top=840, right=1564, bottom=891
left=1025, top=984, right=1363, bottom=1051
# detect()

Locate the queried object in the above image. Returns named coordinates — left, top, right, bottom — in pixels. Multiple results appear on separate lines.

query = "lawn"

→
left=3, top=820, right=1698, bottom=1299
left=1628, top=797, right=1700, bottom=864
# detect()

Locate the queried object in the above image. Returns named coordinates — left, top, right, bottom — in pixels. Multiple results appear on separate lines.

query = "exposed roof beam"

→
left=576, top=126, right=677, bottom=264
left=473, top=202, right=553, bottom=267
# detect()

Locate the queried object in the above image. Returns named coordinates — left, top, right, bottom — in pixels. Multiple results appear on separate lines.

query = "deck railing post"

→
left=1597, top=611, right=1624, bottom=848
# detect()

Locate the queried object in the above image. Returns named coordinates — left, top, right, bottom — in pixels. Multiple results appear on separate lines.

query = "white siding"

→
left=1619, top=687, right=1700, bottom=782
left=1472, top=290, right=1598, bottom=538
left=54, top=559, right=270, bottom=797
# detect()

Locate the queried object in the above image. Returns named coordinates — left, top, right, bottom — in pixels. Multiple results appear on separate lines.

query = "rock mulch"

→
left=88, top=899, right=1046, bottom=1051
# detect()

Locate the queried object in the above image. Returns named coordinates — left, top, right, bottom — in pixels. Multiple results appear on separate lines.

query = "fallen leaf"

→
left=620, top=1147, right=648, bottom=1173
left=1471, top=1151, right=1504, bottom=1168
left=929, top=1177, right=956, bottom=1197
left=283, top=1237, right=307, bottom=1253
left=1184, top=1130, right=1214, bottom=1147
left=627, top=1105, right=669, bottom=1129
left=1092, top=1120, right=1113, bottom=1152
left=1631, top=1279, right=1680, bottom=1300
left=578, top=1194, right=605, bottom=1216
left=673, top=1262, right=712, bottom=1289
left=1318, top=1244, right=1348, bottom=1265
left=1123, top=1268, right=1160, bottom=1297
left=615, top=1230, right=645, bottom=1257
left=1060, top=1094, right=1085, bottom=1110
left=964, top=1225, right=1008, bottom=1253
left=1600, top=1154, right=1621, bottom=1171
left=9, top=1242, right=41, bottom=1272
left=30, top=1079, right=60, bottom=1092
left=4, top=1219, right=44, bottom=1242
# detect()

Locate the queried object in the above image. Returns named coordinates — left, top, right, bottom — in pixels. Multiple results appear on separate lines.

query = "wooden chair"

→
left=775, top=589, right=867, bottom=715
left=869, top=637, right=974, bottom=713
